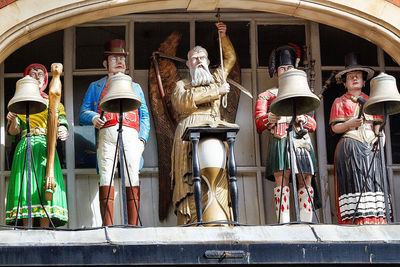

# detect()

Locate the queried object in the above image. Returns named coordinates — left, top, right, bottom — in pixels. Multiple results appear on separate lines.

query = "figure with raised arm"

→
left=171, top=22, right=238, bottom=225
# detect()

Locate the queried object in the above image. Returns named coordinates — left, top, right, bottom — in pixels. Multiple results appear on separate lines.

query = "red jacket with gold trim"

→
left=254, top=88, right=316, bottom=138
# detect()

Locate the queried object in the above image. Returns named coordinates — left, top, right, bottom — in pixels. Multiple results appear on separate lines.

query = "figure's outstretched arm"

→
left=216, top=22, right=237, bottom=80
left=221, top=36, right=236, bottom=80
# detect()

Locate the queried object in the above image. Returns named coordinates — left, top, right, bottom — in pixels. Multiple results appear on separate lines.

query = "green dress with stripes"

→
left=6, top=103, right=68, bottom=227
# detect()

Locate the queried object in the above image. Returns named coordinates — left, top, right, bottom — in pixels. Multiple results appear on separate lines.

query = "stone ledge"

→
left=0, top=224, right=400, bottom=264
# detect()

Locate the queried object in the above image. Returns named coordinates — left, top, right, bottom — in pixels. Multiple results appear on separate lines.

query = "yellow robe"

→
left=171, top=36, right=238, bottom=225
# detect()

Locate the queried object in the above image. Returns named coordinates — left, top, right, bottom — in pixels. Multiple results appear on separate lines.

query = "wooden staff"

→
left=318, top=70, right=336, bottom=99
left=310, top=59, right=316, bottom=93
left=216, top=9, right=227, bottom=108
left=44, top=63, right=63, bottom=201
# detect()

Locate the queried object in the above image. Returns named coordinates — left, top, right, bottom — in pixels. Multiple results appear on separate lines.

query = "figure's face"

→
left=187, top=49, right=214, bottom=86
left=277, top=65, right=293, bottom=77
left=187, top=49, right=209, bottom=70
left=345, top=71, right=365, bottom=92
left=106, top=55, right=126, bottom=75
left=28, top=68, right=46, bottom=89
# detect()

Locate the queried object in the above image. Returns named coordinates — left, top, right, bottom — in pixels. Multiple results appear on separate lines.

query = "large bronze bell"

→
left=271, top=69, right=320, bottom=116
left=99, top=73, right=141, bottom=113
left=8, top=76, right=47, bottom=114
left=364, top=72, right=400, bottom=115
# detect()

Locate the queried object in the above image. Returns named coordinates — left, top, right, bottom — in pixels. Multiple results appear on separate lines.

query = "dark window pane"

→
left=384, top=52, right=400, bottom=67
left=257, top=25, right=305, bottom=67
left=74, top=125, right=97, bottom=169
left=4, top=78, right=20, bottom=170
left=196, top=21, right=250, bottom=68
left=76, top=26, right=125, bottom=69
left=322, top=70, right=372, bottom=164
left=387, top=72, right=400, bottom=163
left=73, top=75, right=104, bottom=168
left=134, top=22, right=189, bottom=70
left=73, top=75, right=104, bottom=124
left=319, top=24, right=377, bottom=66
left=5, top=31, right=63, bottom=73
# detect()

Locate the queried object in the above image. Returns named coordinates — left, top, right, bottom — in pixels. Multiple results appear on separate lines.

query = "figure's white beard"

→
left=190, top=64, right=214, bottom=86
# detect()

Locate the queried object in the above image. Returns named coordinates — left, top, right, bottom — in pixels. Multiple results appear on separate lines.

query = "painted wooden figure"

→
left=330, top=52, right=388, bottom=225
left=255, top=45, right=318, bottom=223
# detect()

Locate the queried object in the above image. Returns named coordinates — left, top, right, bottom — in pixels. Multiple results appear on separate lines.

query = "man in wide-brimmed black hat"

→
left=330, top=52, right=389, bottom=225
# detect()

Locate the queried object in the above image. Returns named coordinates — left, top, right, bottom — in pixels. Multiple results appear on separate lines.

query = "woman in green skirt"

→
left=254, top=45, right=319, bottom=223
left=6, top=63, right=68, bottom=227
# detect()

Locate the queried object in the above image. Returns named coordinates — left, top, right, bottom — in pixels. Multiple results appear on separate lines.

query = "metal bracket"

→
left=204, top=250, right=247, bottom=260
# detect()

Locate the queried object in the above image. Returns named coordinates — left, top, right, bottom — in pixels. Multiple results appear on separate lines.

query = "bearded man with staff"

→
left=6, top=63, right=69, bottom=227
left=171, top=22, right=239, bottom=225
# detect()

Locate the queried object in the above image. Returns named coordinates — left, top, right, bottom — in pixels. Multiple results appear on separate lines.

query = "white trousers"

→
left=97, top=125, right=144, bottom=186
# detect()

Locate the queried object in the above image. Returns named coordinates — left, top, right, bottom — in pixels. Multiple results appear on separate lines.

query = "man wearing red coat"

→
left=255, top=45, right=318, bottom=223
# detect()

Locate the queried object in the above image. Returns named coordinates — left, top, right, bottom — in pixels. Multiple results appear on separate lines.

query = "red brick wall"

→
left=386, top=0, right=400, bottom=7
left=0, top=0, right=17, bottom=9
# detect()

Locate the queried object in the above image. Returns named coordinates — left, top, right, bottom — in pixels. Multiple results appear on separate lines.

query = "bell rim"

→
left=364, top=99, right=400, bottom=115
left=270, top=96, right=320, bottom=116
left=99, top=97, right=141, bottom=113
left=7, top=99, right=47, bottom=114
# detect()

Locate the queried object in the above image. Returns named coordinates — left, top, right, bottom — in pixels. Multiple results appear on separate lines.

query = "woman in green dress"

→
left=6, top=63, right=69, bottom=227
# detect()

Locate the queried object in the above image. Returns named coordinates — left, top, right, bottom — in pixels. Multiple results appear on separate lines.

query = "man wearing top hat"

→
left=254, top=44, right=318, bottom=223
left=79, top=39, right=150, bottom=226
left=330, top=53, right=388, bottom=225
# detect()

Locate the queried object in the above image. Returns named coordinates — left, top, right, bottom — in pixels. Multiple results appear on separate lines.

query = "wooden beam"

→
left=187, top=0, right=218, bottom=11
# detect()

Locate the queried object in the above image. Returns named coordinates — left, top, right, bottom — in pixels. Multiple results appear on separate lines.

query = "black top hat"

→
left=268, top=45, right=297, bottom=78
left=335, top=52, right=374, bottom=82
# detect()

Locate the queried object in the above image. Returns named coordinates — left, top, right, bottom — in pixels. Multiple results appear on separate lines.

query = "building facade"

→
left=0, top=0, right=400, bottom=229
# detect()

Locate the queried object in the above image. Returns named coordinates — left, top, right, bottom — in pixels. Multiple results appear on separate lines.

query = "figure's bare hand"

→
left=268, top=113, right=281, bottom=124
left=346, top=117, right=362, bottom=130
left=218, top=82, right=230, bottom=95
left=6, top=111, right=20, bottom=135
left=7, top=112, right=17, bottom=122
left=57, top=125, right=69, bottom=141
left=296, top=115, right=306, bottom=124
left=92, top=115, right=106, bottom=129
left=215, top=22, right=227, bottom=38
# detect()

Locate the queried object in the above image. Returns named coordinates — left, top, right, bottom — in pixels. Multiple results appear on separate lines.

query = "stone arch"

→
left=0, top=0, right=399, bottom=64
